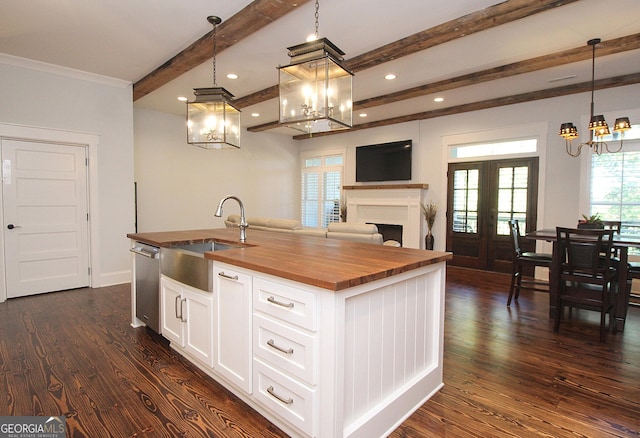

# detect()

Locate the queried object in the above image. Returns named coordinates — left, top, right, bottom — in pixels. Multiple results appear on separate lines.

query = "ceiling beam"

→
left=344, top=0, right=580, bottom=72
left=132, top=0, right=312, bottom=101
left=288, top=72, right=640, bottom=139
left=234, top=0, right=580, bottom=108
left=246, top=34, right=640, bottom=134
left=355, top=34, right=640, bottom=110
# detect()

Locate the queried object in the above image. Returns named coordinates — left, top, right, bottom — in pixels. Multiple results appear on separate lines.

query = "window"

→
left=301, top=152, right=344, bottom=228
left=450, top=138, right=537, bottom=159
left=452, top=168, right=479, bottom=233
left=590, top=139, right=640, bottom=236
left=451, top=163, right=531, bottom=236
left=497, top=165, right=529, bottom=235
left=589, top=125, right=640, bottom=238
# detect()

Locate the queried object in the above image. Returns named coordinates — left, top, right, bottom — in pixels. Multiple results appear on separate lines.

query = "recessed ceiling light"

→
left=177, top=96, right=188, bottom=102
left=251, top=113, right=260, bottom=117
left=227, top=73, right=238, bottom=79
left=434, top=97, right=444, bottom=102
left=384, top=74, right=397, bottom=80
left=548, top=74, right=576, bottom=83
left=359, top=113, right=368, bottom=118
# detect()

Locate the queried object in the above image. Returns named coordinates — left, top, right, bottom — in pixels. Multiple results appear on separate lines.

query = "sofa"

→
left=225, top=214, right=384, bottom=244
left=224, top=215, right=303, bottom=233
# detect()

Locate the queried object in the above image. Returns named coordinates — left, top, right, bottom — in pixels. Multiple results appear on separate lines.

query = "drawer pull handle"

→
left=218, top=272, right=239, bottom=280
left=267, top=296, right=294, bottom=309
left=267, top=339, right=293, bottom=355
left=267, top=386, right=293, bottom=405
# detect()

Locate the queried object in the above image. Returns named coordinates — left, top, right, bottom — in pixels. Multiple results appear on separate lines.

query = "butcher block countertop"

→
left=128, top=228, right=452, bottom=291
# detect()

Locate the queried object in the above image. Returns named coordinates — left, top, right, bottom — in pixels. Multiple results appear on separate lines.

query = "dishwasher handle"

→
left=130, top=247, right=159, bottom=259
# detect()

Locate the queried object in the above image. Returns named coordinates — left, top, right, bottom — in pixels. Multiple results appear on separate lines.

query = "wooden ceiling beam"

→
left=246, top=34, right=640, bottom=134
left=234, top=0, right=580, bottom=108
left=289, top=73, right=640, bottom=140
left=355, top=33, right=640, bottom=109
left=132, top=0, right=312, bottom=101
left=344, top=0, right=580, bottom=72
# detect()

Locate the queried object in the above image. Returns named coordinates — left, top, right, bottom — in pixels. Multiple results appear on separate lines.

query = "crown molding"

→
left=0, top=53, right=131, bottom=89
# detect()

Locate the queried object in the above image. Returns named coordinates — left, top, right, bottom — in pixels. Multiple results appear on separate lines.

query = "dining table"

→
left=527, top=228, right=640, bottom=332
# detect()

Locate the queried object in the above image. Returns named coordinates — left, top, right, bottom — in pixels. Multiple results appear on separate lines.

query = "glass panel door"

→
left=447, top=157, right=539, bottom=273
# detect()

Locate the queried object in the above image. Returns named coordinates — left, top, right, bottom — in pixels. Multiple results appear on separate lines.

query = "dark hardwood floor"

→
left=0, top=266, right=638, bottom=437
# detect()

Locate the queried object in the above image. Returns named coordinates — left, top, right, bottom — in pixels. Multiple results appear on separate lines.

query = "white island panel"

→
left=340, top=264, right=445, bottom=438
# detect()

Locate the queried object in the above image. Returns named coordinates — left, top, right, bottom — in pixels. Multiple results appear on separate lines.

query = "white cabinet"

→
left=160, top=276, right=214, bottom=367
left=161, top=276, right=183, bottom=344
left=213, top=263, right=253, bottom=394
left=252, top=277, right=319, bottom=436
left=157, top=255, right=446, bottom=438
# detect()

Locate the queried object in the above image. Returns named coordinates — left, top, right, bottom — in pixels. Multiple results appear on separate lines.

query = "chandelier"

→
left=278, top=0, right=353, bottom=135
left=187, top=16, right=241, bottom=149
left=559, top=38, right=631, bottom=157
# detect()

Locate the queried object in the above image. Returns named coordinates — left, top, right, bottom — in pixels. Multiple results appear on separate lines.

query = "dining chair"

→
left=625, top=262, right=640, bottom=308
left=601, top=220, right=640, bottom=308
left=602, top=220, right=622, bottom=257
left=554, top=227, right=617, bottom=342
left=602, top=220, right=622, bottom=234
left=507, top=219, right=552, bottom=306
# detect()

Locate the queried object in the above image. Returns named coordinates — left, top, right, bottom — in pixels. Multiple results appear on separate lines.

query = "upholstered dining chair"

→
left=507, top=219, right=552, bottom=306
left=554, top=227, right=617, bottom=342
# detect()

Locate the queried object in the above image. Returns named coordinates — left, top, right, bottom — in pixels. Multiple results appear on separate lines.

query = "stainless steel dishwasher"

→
left=130, top=242, right=160, bottom=333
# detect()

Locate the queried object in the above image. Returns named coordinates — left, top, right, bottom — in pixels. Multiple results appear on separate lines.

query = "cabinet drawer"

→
left=254, top=278, right=317, bottom=331
left=254, top=314, right=317, bottom=385
left=253, top=359, right=316, bottom=437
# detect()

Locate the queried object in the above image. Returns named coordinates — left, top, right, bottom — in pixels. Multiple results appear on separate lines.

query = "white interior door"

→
left=2, top=139, right=90, bottom=298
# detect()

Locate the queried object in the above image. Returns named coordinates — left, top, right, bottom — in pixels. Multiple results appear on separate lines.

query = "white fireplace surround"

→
left=344, top=186, right=427, bottom=249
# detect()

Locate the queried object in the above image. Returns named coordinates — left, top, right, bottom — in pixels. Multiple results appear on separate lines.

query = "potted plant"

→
left=421, top=201, right=437, bottom=250
left=578, top=213, right=604, bottom=229
left=340, top=198, right=347, bottom=222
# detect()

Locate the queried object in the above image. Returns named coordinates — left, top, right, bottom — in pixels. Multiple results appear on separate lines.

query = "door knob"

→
left=7, top=224, right=20, bottom=230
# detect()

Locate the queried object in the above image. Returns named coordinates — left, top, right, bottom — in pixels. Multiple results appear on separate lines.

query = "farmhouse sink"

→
left=160, top=241, right=244, bottom=292
left=171, top=241, right=243, bottom=253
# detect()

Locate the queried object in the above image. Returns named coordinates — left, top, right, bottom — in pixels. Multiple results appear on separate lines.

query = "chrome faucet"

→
left=214, top=195, right=248, bottom=242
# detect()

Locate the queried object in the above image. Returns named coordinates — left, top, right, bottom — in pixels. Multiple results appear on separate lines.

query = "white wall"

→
left=133, top=109, right=299, bottom=232
left=0, top=56, right=134, bottom=288
left=297, top=83, right=640, bottom=251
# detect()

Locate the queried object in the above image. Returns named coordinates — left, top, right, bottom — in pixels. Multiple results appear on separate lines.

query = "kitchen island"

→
left=128, top=227, right=451, bottom=438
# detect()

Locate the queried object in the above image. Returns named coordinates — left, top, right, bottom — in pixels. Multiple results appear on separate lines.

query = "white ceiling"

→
left=1, top=0, right=639, bottom=136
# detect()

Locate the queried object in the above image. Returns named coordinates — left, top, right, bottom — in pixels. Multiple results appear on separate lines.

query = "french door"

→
left=446, top=157, right=539, bottom=273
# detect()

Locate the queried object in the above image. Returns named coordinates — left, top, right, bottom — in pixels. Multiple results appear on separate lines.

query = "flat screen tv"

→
left=355, top=140, right=412, bottom=182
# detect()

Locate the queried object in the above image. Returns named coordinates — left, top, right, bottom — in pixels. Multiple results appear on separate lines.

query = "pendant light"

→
left=187, top=16, right=241, bottom=149
left=278, top=0, right=353, bottom=135
left=559, top=38, right=631, bottom=157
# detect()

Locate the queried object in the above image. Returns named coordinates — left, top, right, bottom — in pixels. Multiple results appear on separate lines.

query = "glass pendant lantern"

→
left=278, top=0, right=353, bottom=135
left=187, top=87, right=240, bottom=149
left=186, top=16, right=241, bottom=149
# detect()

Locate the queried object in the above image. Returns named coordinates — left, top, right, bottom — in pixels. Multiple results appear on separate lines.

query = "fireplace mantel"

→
left=343, top=185, right=428, bottom=249
left=343, top=183, right=428, bottom=190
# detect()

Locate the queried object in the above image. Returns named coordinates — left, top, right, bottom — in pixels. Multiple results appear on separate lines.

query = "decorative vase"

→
left=425, top=230, right=434, bottom=250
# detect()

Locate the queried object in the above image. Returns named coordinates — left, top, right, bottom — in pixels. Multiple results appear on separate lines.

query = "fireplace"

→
left=371, top=223, right=403, bottom=246
left=343, top=184, right=428, bottom=249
